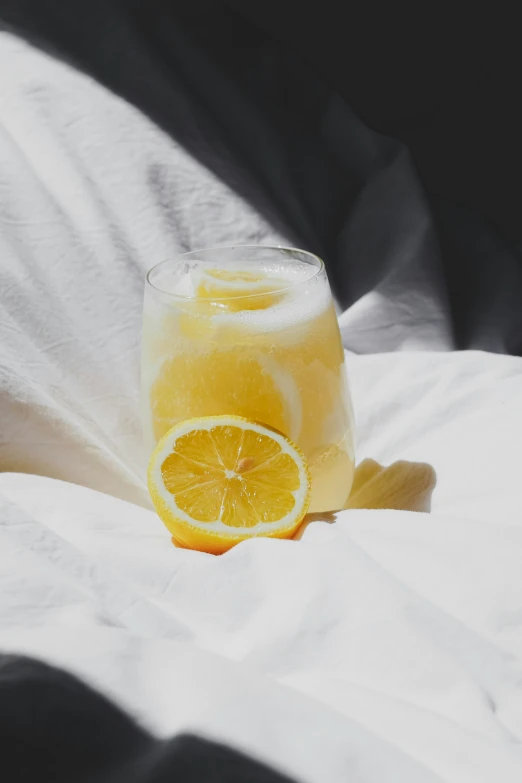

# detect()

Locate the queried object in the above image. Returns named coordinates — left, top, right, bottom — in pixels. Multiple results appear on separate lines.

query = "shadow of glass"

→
left=346, top=458, right=436, bottom=513
left=294, top=459, right=436, bottom=539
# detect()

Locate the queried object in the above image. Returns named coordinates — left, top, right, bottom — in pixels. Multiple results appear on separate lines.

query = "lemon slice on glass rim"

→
left=148, top=415, right=311, bottom=554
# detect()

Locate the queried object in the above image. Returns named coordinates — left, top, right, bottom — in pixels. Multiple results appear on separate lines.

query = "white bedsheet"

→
left=1, top=33, right=522, bottom=783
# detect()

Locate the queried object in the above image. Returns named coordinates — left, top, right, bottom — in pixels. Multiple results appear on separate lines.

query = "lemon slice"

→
left=148, top=415, right=311, bottom=554
left=203, top=269, right=267, bottom=283
left=195, top=268, right=286, bottom=311
left=148, top=350, right=302, bottom=445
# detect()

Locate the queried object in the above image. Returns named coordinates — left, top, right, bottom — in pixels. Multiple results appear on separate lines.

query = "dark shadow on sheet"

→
left=294, top=458, right=437, bottom=539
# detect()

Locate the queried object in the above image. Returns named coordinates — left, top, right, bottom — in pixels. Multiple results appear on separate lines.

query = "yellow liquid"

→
left=142, top=265, right=355, bottom=512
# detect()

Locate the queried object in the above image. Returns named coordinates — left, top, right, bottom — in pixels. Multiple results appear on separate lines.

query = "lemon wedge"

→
left=148, top=415, right=311, bottom=554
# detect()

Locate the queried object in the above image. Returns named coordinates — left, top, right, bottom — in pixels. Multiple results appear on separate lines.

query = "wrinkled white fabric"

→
left=0, top=33, right=290, bottom=504
left=1, top=32, right=522, bottom=783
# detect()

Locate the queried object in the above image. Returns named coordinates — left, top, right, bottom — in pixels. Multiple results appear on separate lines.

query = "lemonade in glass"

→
left=142, top=246, right=355, bottom=513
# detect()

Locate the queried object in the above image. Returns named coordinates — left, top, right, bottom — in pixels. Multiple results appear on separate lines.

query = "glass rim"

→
left=145, top=244, right=325, bottom=303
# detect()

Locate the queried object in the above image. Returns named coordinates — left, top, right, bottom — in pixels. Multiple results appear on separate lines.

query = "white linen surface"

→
left=1, top=33, right=522, bottom=783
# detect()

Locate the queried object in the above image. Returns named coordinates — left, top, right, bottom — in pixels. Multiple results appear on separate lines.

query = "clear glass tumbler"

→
left=142, top=245, right=355, bottom=512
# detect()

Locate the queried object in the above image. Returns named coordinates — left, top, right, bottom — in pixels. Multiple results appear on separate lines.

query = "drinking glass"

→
left=142, top=245, right=355, bottom=512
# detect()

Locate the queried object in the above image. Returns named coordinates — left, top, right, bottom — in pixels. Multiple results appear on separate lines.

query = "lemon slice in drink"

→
left=149, top=350, right=302, bottom=445
left=148, top=415, right=311, bottom=554
left=196, top=268, right=286, bottom=311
